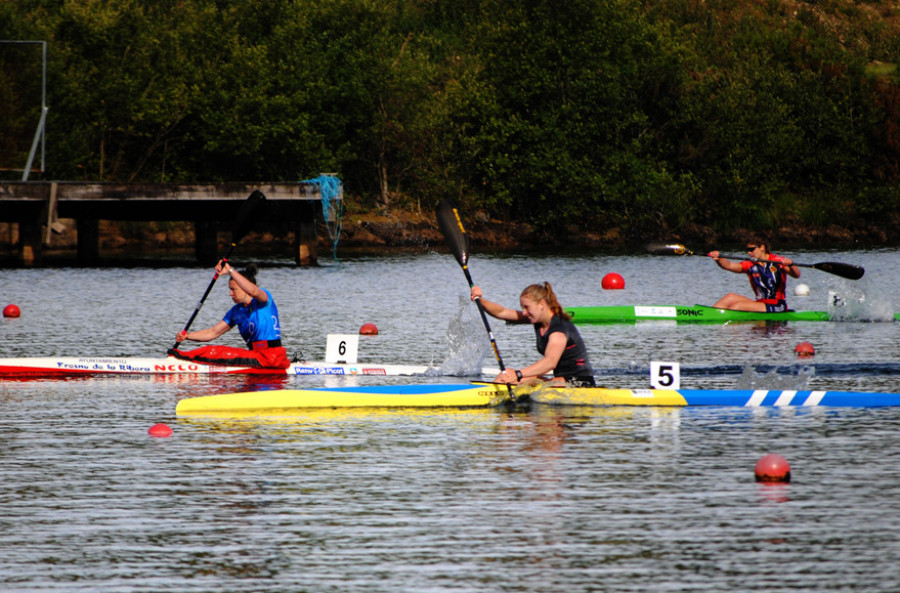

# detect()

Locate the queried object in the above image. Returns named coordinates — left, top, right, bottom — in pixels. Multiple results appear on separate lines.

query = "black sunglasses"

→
left=746, top=245, right=758, bottom=253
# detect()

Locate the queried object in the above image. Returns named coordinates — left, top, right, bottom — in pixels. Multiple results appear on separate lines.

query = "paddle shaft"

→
left=461, top=265, right=507, bottom=373
left=435, top=200, right=513, bottom=395
left=713, top=253, right=800, bottom=271
left=171, top=190, right=267, bottom=351
left=171, top=246, right=237, bottom=351
left=710, top=253, right=863, bottom=279
left=644, top=243, right=864, bottom=280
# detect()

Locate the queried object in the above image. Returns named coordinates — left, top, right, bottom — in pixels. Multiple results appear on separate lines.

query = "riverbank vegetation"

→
left=2, top=0, right=899, bottom=247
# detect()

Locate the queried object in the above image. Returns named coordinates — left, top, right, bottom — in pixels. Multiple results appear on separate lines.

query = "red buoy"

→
left=755, top=453, right=791, bottom=482
left=3, top=304, right=21, bottom=318
left=794, top=341, right=815, bottom=358
left=148, top=423, right=173, bottom=438
left=359, top=322, right=379, bottom=335
left=601, top=273, right=625, bottom=290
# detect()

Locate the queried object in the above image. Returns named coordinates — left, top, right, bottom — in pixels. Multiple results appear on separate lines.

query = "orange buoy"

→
left=794, top=341, right=815, bottom=358
left=601, top=273, right=625, bottom=290
left=148, top=423, right=173, bottom=438
left=755, top=453, right=791, bottom=482
left=3, top=304, right=21, bottom=318
left=359, top=322, right=379, bottom=335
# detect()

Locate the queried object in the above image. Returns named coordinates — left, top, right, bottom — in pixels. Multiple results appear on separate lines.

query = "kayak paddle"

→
left=435, top=199, right=513, bottom=396
left=645, top=242, right=865, bottom=280
left=171, top=190, right=268, bottom=351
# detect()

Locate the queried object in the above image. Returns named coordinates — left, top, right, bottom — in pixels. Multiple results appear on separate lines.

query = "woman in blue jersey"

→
left=170, top=260, right=289, bottom=369
left=471, top=282, right=595, bottom=387
left=710, top=241, right=800, bottom=312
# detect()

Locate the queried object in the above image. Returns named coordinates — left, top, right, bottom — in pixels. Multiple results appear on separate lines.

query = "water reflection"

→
left=757, top=483, right=792, bottom=504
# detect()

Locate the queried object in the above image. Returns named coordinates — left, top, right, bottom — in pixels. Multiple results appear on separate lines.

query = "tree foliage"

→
left=1, top=0, right=898, bottom=241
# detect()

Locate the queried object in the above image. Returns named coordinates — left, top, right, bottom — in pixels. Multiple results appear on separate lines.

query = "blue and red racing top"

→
left=740, top=254, right=790, bottom=306
left=222, top=288, right=282, bottom=347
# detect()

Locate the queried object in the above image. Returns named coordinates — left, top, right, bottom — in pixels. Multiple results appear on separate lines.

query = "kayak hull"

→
left=565, top=304, right=855, bottom=323
left=0, top=356, right=472, bottom=377
left=175, top=382, right=900, bottom=414
left=176, top=383, right=509, bottom=413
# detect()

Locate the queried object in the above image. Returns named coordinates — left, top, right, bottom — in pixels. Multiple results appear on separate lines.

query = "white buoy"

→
left=794, top=283, right=810, bottom=297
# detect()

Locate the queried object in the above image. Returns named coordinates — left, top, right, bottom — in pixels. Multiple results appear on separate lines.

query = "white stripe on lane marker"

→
left=802, top=391, right=826, bottom=406
left=746, top=390, right=768, bottom=407
left=774, top=390, right=797, bottom=406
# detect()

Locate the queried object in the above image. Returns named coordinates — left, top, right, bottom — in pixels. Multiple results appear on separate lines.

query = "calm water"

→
left=2, top=247, right=900, bottom=592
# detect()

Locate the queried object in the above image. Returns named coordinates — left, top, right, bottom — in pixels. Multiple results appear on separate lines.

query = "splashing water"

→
left=432, top=295, right=492, bottom=376
left=828, top=285, right=895, bottom=322
left=734, top=363, right=815, bottom=390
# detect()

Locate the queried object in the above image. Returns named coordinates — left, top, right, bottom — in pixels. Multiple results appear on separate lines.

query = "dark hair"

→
left=520, top=282, right=571, bottom=321
left=747, top=238, right=770, bottom=254
left=239, top=263, right=259, bottom=285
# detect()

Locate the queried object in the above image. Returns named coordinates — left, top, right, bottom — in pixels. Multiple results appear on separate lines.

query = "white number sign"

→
left=650, top=361, right=680, bottom=390
left=325, top=334, right=359, bottom=364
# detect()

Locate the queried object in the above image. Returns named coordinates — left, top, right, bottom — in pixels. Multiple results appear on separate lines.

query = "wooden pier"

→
left=0, top=181, right=340, bottom=266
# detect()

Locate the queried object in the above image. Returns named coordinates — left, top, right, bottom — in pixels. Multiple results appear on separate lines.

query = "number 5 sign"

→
left=650, top=361, right=680, bottom=390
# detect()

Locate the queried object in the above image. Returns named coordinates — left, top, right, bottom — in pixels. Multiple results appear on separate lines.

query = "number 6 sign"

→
left=650, top=361, right=680, bottom=390
left=325, top=334, right=359, bottom=364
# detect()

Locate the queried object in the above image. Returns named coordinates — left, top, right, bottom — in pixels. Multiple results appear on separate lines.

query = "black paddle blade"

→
left=230, top=190, right=268, bottom=244
left=644, top=242, right=695, bottom=256
left=812, top=262, right=865, bottom=280
left=435, top=199, right=469, bottom=266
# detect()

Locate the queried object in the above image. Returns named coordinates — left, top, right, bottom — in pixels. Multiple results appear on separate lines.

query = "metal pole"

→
left=22, top=106, right=48, bottom=181
left=40, top=40, right=46, bottom=174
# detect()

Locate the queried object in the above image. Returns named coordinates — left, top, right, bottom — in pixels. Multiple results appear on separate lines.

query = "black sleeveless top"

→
left=534, top=315, right=594, bottom=379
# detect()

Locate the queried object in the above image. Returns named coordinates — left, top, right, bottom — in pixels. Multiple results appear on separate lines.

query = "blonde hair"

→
left=521, top=282, right=570, bottom=321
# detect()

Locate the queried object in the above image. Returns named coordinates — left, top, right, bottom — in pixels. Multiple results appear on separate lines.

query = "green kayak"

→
left=564, top=305, right=900, bottom=324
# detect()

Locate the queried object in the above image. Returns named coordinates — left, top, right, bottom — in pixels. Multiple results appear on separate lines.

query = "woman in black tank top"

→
left=470, top=282, right=595, bottom=387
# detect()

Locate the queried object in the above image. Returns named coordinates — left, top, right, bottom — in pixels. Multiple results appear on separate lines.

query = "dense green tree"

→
left=444, top=0, right=696, bottom=236
left=1, top=0, right=898, bottom=241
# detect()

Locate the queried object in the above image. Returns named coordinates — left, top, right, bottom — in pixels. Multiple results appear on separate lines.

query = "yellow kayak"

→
left=175, top=382, right=687, bottom=415
left=175, top=381, right=900, bottom=415
left=175, top=383, right=511, bottom=414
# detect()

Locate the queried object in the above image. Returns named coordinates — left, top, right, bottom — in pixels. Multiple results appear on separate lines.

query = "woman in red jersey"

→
left=710, top=241, right=800, bottom=312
